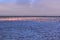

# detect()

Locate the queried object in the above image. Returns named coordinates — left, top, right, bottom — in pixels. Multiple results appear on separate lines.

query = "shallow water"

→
left=0, top=20, right=60, bottom=40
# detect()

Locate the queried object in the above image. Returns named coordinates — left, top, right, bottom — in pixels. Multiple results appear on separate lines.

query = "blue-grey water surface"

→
left=0, top=20, right=60, bottom=40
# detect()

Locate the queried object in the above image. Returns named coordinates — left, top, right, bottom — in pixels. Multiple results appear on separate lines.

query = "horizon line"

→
left=0, top=16, right=60, bottom=18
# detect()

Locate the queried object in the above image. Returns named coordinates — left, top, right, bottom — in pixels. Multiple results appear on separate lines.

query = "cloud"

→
left=0, top=0, right=60, bottom=16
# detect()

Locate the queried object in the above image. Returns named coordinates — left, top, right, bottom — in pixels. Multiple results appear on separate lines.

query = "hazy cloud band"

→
left=0, top=0, right=60, bottom=16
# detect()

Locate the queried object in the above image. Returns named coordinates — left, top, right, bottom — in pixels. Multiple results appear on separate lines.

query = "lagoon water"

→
left=0, top=20, right=60, bottom=40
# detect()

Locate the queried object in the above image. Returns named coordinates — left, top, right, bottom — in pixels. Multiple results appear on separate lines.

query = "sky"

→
left=0, top=0, right=60, bottom=16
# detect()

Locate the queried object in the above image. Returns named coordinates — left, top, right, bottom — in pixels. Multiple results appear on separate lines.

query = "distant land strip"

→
left=0, top=16, right=60, bottom=18
left=0, top=16, right=59, bottom=21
